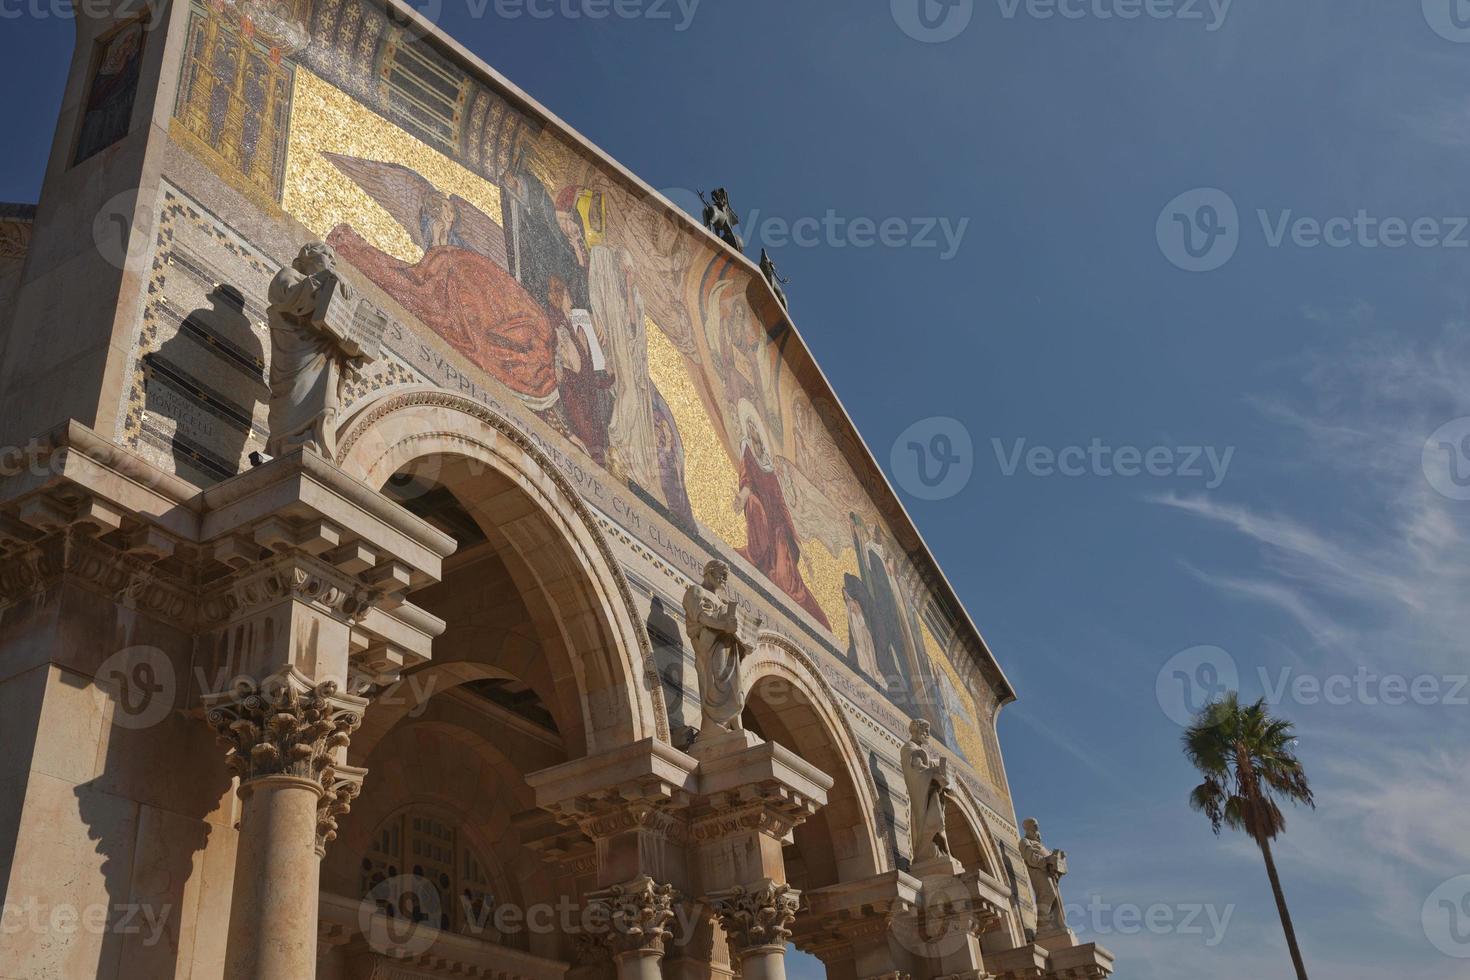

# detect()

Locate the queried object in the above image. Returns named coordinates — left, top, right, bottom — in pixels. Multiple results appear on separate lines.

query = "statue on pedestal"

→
left=264, top=242, right=381, bottom=460
left=759, top=249, right=790, bottom=311
left=902, top=718, right=953, bottom=866
left=700, top=188, right=744, bottom=253
left=683, top=560, right=761, bottom=739
left=1021, top=817, right=1069, bottom=936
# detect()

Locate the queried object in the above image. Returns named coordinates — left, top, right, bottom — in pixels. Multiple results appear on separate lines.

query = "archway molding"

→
left=335, top=388, right=668, bottom=751
left=743, top=632, right=889, bottom=882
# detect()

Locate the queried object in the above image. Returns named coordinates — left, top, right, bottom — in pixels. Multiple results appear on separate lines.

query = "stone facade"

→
left=0, top=3, right=1113, bottom=978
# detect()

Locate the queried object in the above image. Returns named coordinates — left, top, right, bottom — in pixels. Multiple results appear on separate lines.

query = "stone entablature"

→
left=0, top=420, right=452, bottom=687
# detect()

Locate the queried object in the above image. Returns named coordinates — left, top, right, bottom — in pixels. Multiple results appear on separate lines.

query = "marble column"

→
left=203, top=670, right=367, bottom=980
left=707, top=879, right=801, bottom=980
left=586, top=875, right=679, bottom=980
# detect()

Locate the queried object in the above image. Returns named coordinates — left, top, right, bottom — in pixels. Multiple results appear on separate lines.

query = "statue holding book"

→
left=264, top=242, right=384, bottom=460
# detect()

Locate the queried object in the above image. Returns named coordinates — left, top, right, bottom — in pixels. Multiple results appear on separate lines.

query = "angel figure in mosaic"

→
left=319, top=153, right=562, bottom=409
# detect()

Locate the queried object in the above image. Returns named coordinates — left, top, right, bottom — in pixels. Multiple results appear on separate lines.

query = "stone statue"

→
left=263, top=242, right=378, bottom=460
left=683, top=560, right=760, bottom=739
left=700, top=188, right=744, bottom=253
left=902, top=718, right=953, bottom=866
left=759, top=249, right=789, bottom=311
left=1021, top=818, right=1069, bottom=935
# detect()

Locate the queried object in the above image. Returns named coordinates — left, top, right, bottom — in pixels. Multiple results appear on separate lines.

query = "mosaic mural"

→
left=74, top=16, right=146, bottom=164
left=162, top=0, right=1007, bottom=800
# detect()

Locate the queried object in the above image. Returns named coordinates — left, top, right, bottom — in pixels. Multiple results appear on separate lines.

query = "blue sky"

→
left=4, top=1, right=1468, bottom=976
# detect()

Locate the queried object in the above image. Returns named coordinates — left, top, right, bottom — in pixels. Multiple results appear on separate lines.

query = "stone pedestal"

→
left=794, top=871, right=922, bottom=980
left=1042, top=940, right=1114, bottom=979
left=691, top=735, right=832, bottom=980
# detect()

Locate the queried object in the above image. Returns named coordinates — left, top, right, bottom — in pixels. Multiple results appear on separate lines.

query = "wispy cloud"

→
left=1142, top=316, right=1470, bottom=971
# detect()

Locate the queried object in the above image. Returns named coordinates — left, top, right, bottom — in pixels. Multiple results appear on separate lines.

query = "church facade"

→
left=0, top=3, right=1113, bottom=978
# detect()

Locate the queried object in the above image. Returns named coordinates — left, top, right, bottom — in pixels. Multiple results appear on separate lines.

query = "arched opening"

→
left=739, top=640, right=886, bottom=893
left=317, top=391, right=670, bottom=975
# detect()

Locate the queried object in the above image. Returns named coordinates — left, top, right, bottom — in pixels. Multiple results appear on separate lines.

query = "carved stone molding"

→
left=203, top=670, right=368, bottom=843
left=707, top=879, right=801, bottom=953
left=0, top=527, right=192, bottom=618
left=690, top=781, right=821, bottom=844
left=318, top=762, right=367, bottom=856
left=585, top=876, right=677, bottom=957
left=198, top=552, right=383, bottom=626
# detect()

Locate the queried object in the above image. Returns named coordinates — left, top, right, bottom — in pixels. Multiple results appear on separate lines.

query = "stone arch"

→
left=944, top=782, right=1007, bottom=882
left=334, top=389, right=667, bottom=753
left=741, top=632, right=888, bottom=884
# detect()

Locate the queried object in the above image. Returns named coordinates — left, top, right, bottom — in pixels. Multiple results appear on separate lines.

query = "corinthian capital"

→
left=586, top=875, right=678, bottom=956
left=707, top=879, right=801, bottom=953
left=203, top=669, right=366, bottom=784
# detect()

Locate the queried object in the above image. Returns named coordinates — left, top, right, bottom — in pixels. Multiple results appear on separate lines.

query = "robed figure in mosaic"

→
left=902, top=718, right=953, bottom=865
left=683, top=560, right=761, bottom=739
left=265, top=242, right=367, bottom=459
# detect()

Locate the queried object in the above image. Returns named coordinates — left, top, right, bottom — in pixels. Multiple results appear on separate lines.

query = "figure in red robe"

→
left=735, top=417, right=831, bottom=630
left=328, top=225, right=559, bottom=406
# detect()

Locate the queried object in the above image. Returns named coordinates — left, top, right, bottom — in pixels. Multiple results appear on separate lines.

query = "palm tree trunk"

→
left=1258, top=837, right=1309, bottom=980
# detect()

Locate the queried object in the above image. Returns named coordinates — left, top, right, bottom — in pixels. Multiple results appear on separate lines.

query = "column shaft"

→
left=224, top=775, right=324, bottom=980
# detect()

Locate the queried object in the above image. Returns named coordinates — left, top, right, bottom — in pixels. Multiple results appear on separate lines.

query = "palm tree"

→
left=1183, top=693, right=1314, bottom=980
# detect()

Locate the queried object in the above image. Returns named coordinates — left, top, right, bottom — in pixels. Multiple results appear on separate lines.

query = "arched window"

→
left=361, top=810, right=495, bottom=936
